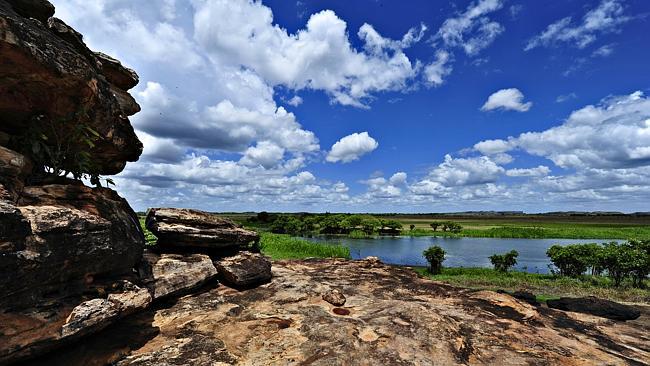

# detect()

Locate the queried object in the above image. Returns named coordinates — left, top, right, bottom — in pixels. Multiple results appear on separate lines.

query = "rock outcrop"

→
left=145, top=208, right=259, bottom=249
left=0, top=0, right=142, bottom=175
left=21, top=259, right=650, bottom=366
left=547, top=296, right=641, bottom=321
left=0, top=0, right=147, bottom=363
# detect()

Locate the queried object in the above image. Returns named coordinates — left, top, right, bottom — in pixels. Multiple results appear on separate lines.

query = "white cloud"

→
left=592, top=43, right=615, bottom=57
left=556, top=93, right=577, bottom=103
left=424, top=50, right=453, bottom=86
left=506, top=166, right=551, bottom=177
left=434, top=0, right=505, bottom=56
left=193, top=1, right=424, bottom=107
left=239, top=141, right=285, bottom=169
left=326, top=132, right=379, bottom=163
left=475, top=91, right=650, bottom=170
left=428, top=154, right=504, bottom=186
left=525, top=0, right=631, bottom=50
left=481, top=88, right=532, bottom=112
left=287, top=96, right=303, bottom=107
left=474, top=139, right=513, bottom=155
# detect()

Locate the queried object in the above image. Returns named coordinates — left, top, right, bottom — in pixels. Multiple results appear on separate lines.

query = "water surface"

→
left=304, top=236, right=613, bottom=274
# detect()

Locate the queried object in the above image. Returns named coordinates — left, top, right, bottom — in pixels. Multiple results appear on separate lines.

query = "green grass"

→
left=414, top=267, right=650, bottom=304
left=259, top=233, right=351, bottom=260
left=139, top=216, right=157, bottom=245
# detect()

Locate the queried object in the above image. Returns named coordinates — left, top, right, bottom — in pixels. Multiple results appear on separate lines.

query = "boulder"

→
left=214, top=251, right=272, bottom=288
left=0, top=1, right=142, bottom=175
left=0, top=183, right=144, bottom=309
left=145, top=208, right=259, bottom=249
left=95, top=52, right=139, bottom=90
left=547, top=296, right=641, bottom=321
left=138, top=251, right=218, bottom=300
left=322, top=289, right=346, bottom=306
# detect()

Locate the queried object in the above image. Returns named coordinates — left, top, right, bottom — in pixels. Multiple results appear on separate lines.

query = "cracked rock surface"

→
left=23, top=258, right=650, bottom=366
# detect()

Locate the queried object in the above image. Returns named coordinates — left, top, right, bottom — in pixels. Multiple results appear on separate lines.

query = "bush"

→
left=423, top=245, right=446, bottom=274
left=598, top=241, right=650, bottom=287
left=546, top=244, right=596, bottom=277
left=489, top=250, right=519, bottom=272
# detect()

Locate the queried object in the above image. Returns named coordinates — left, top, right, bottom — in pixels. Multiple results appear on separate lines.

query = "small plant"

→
left=489, top=250, right=519, bottom=272
left=410, top=224, right=415, bottom=231
left=430, top=222, right=440, bottom=232
left=423, top=245, right=446, bottom=274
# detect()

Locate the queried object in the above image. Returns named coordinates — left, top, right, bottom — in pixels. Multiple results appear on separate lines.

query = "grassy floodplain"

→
left=220, top=212, right=650, bottom=240
left=415, top=267, right=650, bottom=304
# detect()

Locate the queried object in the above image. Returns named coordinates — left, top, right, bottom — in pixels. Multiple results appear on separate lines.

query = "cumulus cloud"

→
left=475, top=91, right=650, bottom=170
left=474, top=139, right=514, bottom=155
left=525, top=0, right=631, bottom=50
left=193, top=1, right=424, bottom=107
left=481, top=88, right=532, bottom=112
left=326, top=132, right=379, bottom=163
left=428, top=154, right=504, bottom=187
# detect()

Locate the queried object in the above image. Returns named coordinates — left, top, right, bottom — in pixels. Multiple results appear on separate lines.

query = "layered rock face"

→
left=0, top=0, right=146, bottom=363
left=145, top=208, right=259, bottom=249
left=0, top=0, right=142, bottom=175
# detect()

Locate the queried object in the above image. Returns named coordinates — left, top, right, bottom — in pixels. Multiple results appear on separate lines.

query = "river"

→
left=304, top=236, right=614, bottom=274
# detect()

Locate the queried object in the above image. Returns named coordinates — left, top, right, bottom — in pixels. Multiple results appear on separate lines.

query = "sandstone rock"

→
left=0, top=1, right=142, bottom=175
left=0, top=200, right=30, bottom=251
left=0, top=183, right=144, bottom=309
left=27, top=259, right=648, bottom=366
left=6, top=0, right=54, bottom=23
left=138, top=251, right=218, bottom=300
left=214, top=251, right=271, bottom=288
left=322, top=289, right=346, bottom=306
left=145, top=208, right=259, bottom=249
left=0, top=282, right=151, bottom=364
left=547, top=296, right=641, bottom=321
left=0, top=146, right=32, bottom=201
left=95, top=52, right=139, bottom=90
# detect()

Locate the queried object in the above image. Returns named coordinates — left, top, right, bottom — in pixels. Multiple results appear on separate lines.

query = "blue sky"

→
left=51, top=0, right=650, bottom=212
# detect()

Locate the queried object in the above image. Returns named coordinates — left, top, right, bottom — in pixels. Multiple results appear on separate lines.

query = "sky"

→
left=50, top=0, right=650, bottom=213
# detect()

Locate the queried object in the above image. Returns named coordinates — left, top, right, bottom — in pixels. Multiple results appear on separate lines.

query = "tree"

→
left=546, top=244, right=590, bottom=277
left=423, top=246, right=446, bottom=274
left=430, top=222, right=440, bottom=232
left=489, top=250, right=519, bottom=272
left=360, top=216, right=381, bottom=235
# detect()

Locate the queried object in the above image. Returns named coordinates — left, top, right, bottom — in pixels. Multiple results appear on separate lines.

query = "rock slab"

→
left=145, top=208, right=259, bottom=249
left=138, top=251, right=218, bottom=300
left=214, top=251, right=272, bottom=288
left=24, top=259, right=649, bottom=366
